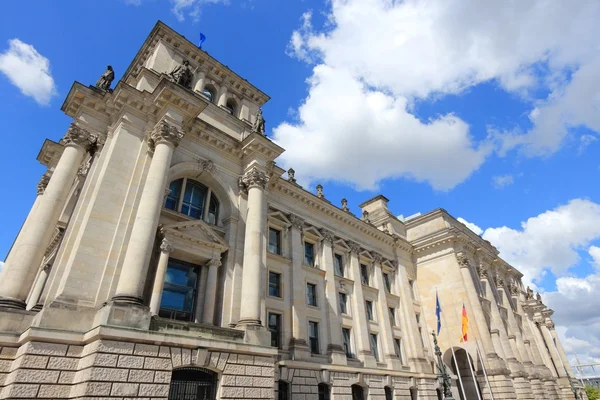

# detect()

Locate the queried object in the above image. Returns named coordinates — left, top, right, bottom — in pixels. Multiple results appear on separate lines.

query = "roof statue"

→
left=252, top=108, right=266, bottom=136
left=169, top=60, right=193, bottom=89
left=95, top=65, right=114, bottom=92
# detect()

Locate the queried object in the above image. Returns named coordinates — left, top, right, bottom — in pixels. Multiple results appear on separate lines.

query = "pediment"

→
left=161, top=219, right=229, bottom=252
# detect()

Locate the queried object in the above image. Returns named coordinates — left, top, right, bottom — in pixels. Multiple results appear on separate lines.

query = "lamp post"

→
left=432, top=331, right=455, bottom=400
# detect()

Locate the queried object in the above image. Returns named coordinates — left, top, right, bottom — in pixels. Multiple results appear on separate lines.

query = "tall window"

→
left=339, top=292, right=348, bottom=314
left=308, top=321, right=320, bottom=354
left=383, top=272, right=392, bottom=293
left=168, top=367, right=218, bottom=400
left=307, top=283, right=318, bottom=306
left=304, top=242, right=315, bottom=266
left=268, top=313, right=282, bottom=349
left=318, top=383, right=331, bottom=400
left=360, top=264, right=369, bottom=285
left=394, top=338, right=403, bottom=361
left=342, top=328, right=353, bottom=358
left=352, top=385, right=365, bottom=400
left=370, top=333, right=379, bottom=361
left=269, top=272, right=281, bottom=298
left=365, top=300, right=374, bottom=321
left=389, top=307, right=396, bottom=326
left=384, top=386, right=393, bottom=400
left=278, top=381, right=289, bottom=400
left=334, top=254, right=344, bottom=276
left=268, top=228, right=281, bottom=255
left=165, top=178, right=219, bottom=224
left=159, top=259, right=199, bottom=322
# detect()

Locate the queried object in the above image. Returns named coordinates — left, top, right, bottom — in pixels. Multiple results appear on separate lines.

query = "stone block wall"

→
left=0, top=340, right=275, bottom=400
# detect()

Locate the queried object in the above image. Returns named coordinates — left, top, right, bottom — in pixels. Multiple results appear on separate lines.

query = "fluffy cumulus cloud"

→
left=0, top=39, right=56, bottom=105
left=277, top=0, right=600, bottom=190
left=457, top=217, right=483, bottom=236
left=128, top=0, right=230, bottom=21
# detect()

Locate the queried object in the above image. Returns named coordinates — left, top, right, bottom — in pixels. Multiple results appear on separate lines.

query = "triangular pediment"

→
left=161, top=219, right=229, bottom=252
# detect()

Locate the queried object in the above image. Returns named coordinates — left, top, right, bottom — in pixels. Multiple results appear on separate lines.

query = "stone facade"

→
left=0, top=21, right=583, bottom=400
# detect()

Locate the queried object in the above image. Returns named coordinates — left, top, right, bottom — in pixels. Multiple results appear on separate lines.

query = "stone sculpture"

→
left=525, top=286, right=534, bottom=300
left=252, top=108, right=266, bottom=136
left=95, top=65, right=114, bottom=91
left=169, top=60, right=193, bottom=89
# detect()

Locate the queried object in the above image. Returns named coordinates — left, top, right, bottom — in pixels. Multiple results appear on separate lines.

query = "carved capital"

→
left=546, top=321, right=555, bottom=330
left=456, top=253, right=470, bottom=269
left=62, top=123, right=96, bottom=150
left=320, top=228, right=335, bottom=244
left=208, top=258, right=222, bottom=268
left=373, top=253, right=383, bottom=264
left=348, top=241, right=361, bottom=255
left=240, top=167, right=269, bottom=190
left=509, top=281, right=519, bottom=296
left=148, top=120, right=184, bottom=151
left=477, top=263, right=489, bottom=279
left=37, top=172, right=51, bottom=195
left=289, top=214, right=305, bottom=230
left=159, top=238, right=174, bottom=254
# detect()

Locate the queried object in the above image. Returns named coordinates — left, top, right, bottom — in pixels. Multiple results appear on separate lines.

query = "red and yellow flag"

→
left=460, top=303, right=469, bottom=342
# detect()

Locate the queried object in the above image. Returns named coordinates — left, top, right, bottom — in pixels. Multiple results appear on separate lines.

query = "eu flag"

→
left=435, top=291, right=442, bottom=335
left=199, top=33, right=206, bottom=49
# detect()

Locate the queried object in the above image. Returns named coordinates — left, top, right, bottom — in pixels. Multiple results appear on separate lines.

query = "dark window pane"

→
left=385, top=387, right=393, bottom=400
left=309, top=321, right=319, bottom=354
left=202, top=88, right=214, bottom=102
left=268, top=313, right=281, bottom=349
left=352, top=385, right=364, bottom=400
left=339, top=293, right=347, bottom=314
left=360, top=264, right=369, bottom=285
left=304, top=242, right=314, bottom=266
left=383, top=273, right=391, bottom=293
left=334, top=254, right=344, bottom=276
left=307, top=283, right=317, bottom=306
left=278, top=381, right=289, bottom=400
left=165, top=179, right=182, bottom=210
left=366, top=301, right=374, bottom=320
left=268, top=228, right=281, bottom=255
left=342, top=328, right=352, bottom=358
left=394, top=338, right=402, bottom=360
left=269, top=272, right=281, bottom=297
left=318, top=383, right=330, bottom=400
left=208, top=193, right=219, bottom=224
left=370, top=334, right=379, bottom=361
left=182, top=180, right=207, bottom=219
left=160, top=260, right=199, bottom=322
left=389, top=307, right=396, bottom=326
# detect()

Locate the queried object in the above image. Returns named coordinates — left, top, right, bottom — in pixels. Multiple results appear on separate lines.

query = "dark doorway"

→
left=436, top=387, right=443, bottom=400
left=410, top=386, right=418, bottom=400
left=318, top=383, right=331, bottom=400
left=352, top=384, right=365, bottom=400
left=168, top=367, right=218, bottom=400
left=384, top=386, right=393, bottom=400
left=278, top=380, right=289, bottom=400
left=450, top=348, right=483, bottom=400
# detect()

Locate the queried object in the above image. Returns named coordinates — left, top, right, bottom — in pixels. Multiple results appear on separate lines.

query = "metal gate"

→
left=168, top=367, right=218, bottom=400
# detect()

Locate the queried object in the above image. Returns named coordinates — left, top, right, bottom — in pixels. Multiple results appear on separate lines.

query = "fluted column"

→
left=149, top=238, right=174, bottom=315
left=113, top=120, right=184, bottom=304
left=320, top=229, right=346, bottom=365
left=237, top=167, right=268, bottom=326
left=373, top=255, right=401, bottom=369
left=26, top=264, right=51, bottom=311
left=530, top=316, right=558, bottom=377
left=202, top=258, right=221, bottom=325
left=480, top=271, right=511, bottom=360
left=288, top=214, right=310, bottom=357
left=0, top=124, right=95, bottom=309
left=539, top=321, right=567, bottom=378
left=547, top=321, right=574, bottom=376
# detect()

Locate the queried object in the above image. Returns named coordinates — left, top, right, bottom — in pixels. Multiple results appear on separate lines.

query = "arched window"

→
left=202, top=85, right=216, bottom=103
left=225, top=98, right=238, bottom=116
left=384, top=386, right=393, bottom=400
left=318, top=383, right=330, bottom=400
left=351, top=384, right=365, bottom=400
left=168, top=367, right=218, bottom=400
left=165, top=178, right=219, bottom=224
left=278, top=380, right=289, bottom=400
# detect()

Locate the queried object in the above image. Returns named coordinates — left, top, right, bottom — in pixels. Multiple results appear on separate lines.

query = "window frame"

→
left=308, top=320, right=320, bottom=354
left=304, top=241, right=315, bottom=267
left=268, top=271, right=282, bottom=298
left=383, top=272, right=392, bottom=293
left=306, top=282, right=318, bottom=307
left=360, top=264, right=369, bottom=286
left=268, top=312, right=282, bottom=349
left=394, top=338, right=403, bottom=362
left=338, top=292, right=348, bottom=314
left=389, top=307, right=396, bottom=326
left=268, top=227, right=282, bottom=255
left=342, top=327, right=353, bottom=358
left=159, top=258, right=200, bottom=322
left=369, top=333, right=380, bottom=362
left=164, top=177, right=220, bottom=225
left=365, top=300, right=375, bottom=321
left=334, top=253, right=344, bottom=277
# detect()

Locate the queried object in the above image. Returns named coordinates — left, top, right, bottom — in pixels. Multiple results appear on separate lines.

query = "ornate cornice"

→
left=37, top=172, right=51, bottom=196
left=239, top=167, right=269, bottom=191
left=147, top=119, right=185, bottom=150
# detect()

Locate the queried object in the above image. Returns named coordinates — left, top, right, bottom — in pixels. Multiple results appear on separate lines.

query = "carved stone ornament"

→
left=37, top=172, right=51, bottom=196
left=362, top=210, right=370, bottom=223
left=456, top=253, right=470, bottom=269
left=477, top=263, right=489, bottom=279
left=373, top=253, right=383, bottom=264
left=509, top=281, right=519, bottom=296
left=289, top=214, right=305, bottom=230
left=252, top=108, right=266, bottom=136
left=201, top=159, right=215, bottom=174
left=347, top=241, right=361, bottom=255
left=147, top=120, right=185, bottom=151
left=320, top=228, right=335, bottom=244
left=381, top=224, right=390, bottom=234
left=496, top=275, right=505, bottom=288
left=525, top=286, right=534, bottom=300
left=169, top=60, right=193, bottom=89
left=159, top=238, right=174, bottom=254
left=536, top=292, right=542, bottom=302
left=42, top=263, right=52, bottom=273
left=287, top=168, right=297, bottom=183
left=62, top=124, right=97, bottom=151
left=341, top=198, right=350, bottom=213
left=316, top=184, right=325, bottom=199
left=95, top=65, right=115, bottom=92
left=240, top=167, right=269, bottom=191
left=546, top=321, right=555, bottom=330
left=208, top=258, right=222, bottom=268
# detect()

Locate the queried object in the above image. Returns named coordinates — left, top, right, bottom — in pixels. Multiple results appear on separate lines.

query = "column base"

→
left=289, top=338, right=311, bottom=361
left=111, top=294, right=144, bottom=305
left=241, top=324, right=271, bottom=347
left=94, top=300, right=151, bottom=330
left=236, top=318, right=262, bottom=327
left=0, top=296, right=26, bottom=310
left=327, top=344, right=348, bottom=365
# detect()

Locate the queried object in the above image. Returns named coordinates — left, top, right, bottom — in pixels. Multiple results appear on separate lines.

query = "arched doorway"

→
left=168, top=367, right=218, bottom=400
left=449, top=348, right=483, bottom=400
left=409, top=386, right=418, bottom=400
left=351, top=384, right=365, bottom=400
left=318, top=382, right=331, bottom=400
left=384, top=386, right=393, bottom=400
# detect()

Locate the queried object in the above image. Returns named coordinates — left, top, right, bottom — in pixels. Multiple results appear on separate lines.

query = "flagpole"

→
left=475, top=338, right=495, bottom=400
left=439, top=295, right=467, bottom=400
left=451, top=303, right=482, bottom=400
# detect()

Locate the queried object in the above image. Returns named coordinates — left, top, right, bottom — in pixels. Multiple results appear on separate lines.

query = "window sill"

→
left=267, top=252, right=291, bottom=264
left=302, top=264, right=326, bottom=276
left=306, top=304, right=320, bottom=310
left=267, top=294, right=284, bottom=301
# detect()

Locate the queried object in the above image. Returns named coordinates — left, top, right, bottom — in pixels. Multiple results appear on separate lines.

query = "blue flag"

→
left=435, top=291, right=442, bottom=335
left=199, top=33, right=206, bottom=49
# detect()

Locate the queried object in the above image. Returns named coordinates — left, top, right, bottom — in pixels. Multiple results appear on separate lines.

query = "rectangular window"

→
left=366, top=300, right=374, bottom=321
left=309, top=321, right=320, bottom=354
left=339, top=292, right=348, bottom=314
left=370, top=333, right=379, bottom=361
left=383, top=272, right=392, bottom=293
left=268, top=227, right=281, bottom=255
left=342, top=328, right=353, bottom=358
left=360, top=264, right=369, bottom=285
left=304, top=242, right=315, bottom=266
left=389, top=307, right=396, bottom=326
left=268, top=313, right=282, bottom=349
left=268, top=271, right=281, bottom=298
left=394, top=338, right=403, bottom=361
left=307, top=283, right=318, bottom=306
left=334, top=254, right=344, bottom=276
left=159, top=259, right=199, bottom=322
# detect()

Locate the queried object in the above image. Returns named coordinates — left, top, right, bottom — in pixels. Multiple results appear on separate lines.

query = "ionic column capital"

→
left=36, top=172, right=51, bottom=196
left=159, top=238, right=174, bottom=254
left=456, top=252, right=470, bottom=269
left=319, top=228, right=335, bottom=244
left=347, top=241, right=361, bottom=255
left=147, top=120, right=184, bottom=151
left=372, top=253, right=383, bottom=265
left=239, top=167, right=269, bottom=191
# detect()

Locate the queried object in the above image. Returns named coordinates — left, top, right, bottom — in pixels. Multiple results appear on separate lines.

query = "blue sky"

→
left=1, top=0, right=600, bottom=367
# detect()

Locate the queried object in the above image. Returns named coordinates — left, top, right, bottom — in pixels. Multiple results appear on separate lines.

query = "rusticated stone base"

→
left=529, top=378, right=546, bottom=400
left=482, top=373, right=518, bottom=400
left=512, top=375, right=535, bottom=399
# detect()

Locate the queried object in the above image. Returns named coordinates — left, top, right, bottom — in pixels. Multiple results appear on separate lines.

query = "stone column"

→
left=530, top=317, right=559, bottom=377
left=547, top=321, right=574, bottom=376
left=539, top=321, right=567, bottom=378
left=217, top=85, right=228, bottom=107
left=0, top=124, right=94, bottom=309
left=149, top=238, right=174, bottom=315
left=202, top=258, right=221, bottom=325
left=373, top=255, right=402, bottom=370
left=26, top=264, right=51, bottom=311
left=237, top=167, right=268, bottom=326
left=193, top=71, right=206, bottom=93
left=195, top=266, right=209, bottom=323
left=288, top=214, right=310, bottom=358
left=481, top=271, right=514, bottom=362
left=113, top=120, right=184, bottom=304
left=320, top=229, right=346, bottom=365
left=348, top=241, right=377, bottom=368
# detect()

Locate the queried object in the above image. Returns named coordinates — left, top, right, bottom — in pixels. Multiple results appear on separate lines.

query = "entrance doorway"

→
left=351, top=384, right=365, bottom=400
left=168, top=367, right=218, bottom=400
left=449, top=348, right=483, bottom=400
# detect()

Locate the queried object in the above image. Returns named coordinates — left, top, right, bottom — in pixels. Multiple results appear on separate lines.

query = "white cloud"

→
left=457, top=217, right=483, bottom=236
left=482, top=199, right=600, bottom=282
left=579, top=134, right=598, bottom=154
left=492, top=174, right=514, bottom=189
left=589, top=246, right=600, bottom=269
left=0, top=261, right=3, bottom=273
left=279, top=0, right=600, bottom=190
left=0, top=39, right=56, bottom=106
left=128, top=0, right=230, bottom=21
